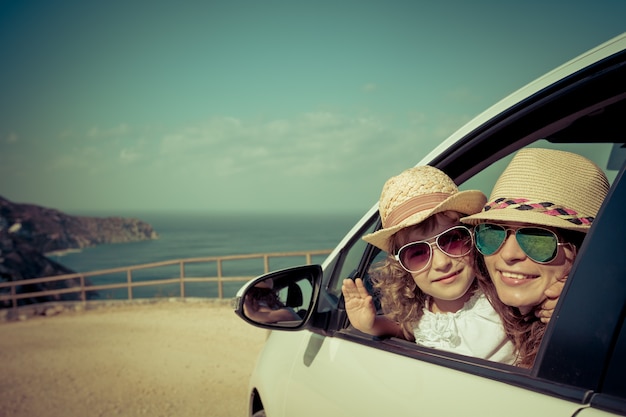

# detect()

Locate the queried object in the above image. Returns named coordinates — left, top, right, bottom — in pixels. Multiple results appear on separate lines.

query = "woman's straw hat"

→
left=461, top=148, right=610, bottom=232
left=363, top=166, right=486, bottom=253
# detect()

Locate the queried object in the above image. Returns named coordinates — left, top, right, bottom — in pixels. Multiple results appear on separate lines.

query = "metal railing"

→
left=0, top=249, right=332, bottom=311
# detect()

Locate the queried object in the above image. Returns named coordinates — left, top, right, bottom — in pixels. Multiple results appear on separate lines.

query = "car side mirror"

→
left=233, top=264, right=322, bottom=330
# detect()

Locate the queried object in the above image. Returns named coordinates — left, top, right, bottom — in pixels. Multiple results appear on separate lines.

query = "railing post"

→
left=11, top=284, right=17, bottom=315
left=127, top=269, right=133, bottom=300
left=179, top=261, right=185, bottom=299
left=264, top=255, right=269, bottom=273
left=80, top=274, right=86, bottom=303
left=217, top=259, right=223, bottom=299
left=306, top=252, right=312, bottom=265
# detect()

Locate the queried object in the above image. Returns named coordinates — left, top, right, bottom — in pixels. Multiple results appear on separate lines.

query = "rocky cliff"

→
left=0, top=196, right=158, bottom=254
left=0, top=196, right=159, bottom=306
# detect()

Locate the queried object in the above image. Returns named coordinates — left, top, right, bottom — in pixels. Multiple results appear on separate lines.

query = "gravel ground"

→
left=0, top=299, right=268, bottom=417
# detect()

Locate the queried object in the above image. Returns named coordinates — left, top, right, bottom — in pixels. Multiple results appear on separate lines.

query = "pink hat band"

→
left=483, top=198, right=594, bottom=225
left=383, top=193, right=452, bottom=228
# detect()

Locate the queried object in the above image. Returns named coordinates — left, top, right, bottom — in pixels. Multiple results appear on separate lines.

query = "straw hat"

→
left=461, top=148, right=610, bottom=233
left=363, top=166, right=487, bottom=253
left=254, top=279, right=274, bottom=290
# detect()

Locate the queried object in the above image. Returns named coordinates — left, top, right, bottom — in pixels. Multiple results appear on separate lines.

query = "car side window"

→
left=327, top=215, right=378, bottom=300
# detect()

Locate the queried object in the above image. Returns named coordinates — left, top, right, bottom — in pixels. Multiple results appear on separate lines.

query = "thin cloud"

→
left=2, top=112, right=459, bottom=213
left=48, top=147, right=102, bottom=174
left=86, top=124, right=132, bottom=139
left=159, top=117, right=242, bottom=154
left=6, top=132, right=18, bottom=143
left=120, top=148, right=142, bottom=164
left=363, top=83, right=378, bottom=92
left=152, top=112, right=426, bottom=185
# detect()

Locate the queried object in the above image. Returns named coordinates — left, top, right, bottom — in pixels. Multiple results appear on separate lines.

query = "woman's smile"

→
left=498, top=269, right=540, bottom=284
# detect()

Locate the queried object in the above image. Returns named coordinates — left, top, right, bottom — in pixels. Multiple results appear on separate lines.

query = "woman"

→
left=462, top=147, right=610, bottom=367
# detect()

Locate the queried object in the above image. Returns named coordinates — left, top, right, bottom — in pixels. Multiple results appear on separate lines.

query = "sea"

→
left=47, top=211, right=363, bottom=300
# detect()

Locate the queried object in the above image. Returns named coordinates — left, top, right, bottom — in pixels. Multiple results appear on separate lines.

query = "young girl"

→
left=342, top=165, right=517, bottom=364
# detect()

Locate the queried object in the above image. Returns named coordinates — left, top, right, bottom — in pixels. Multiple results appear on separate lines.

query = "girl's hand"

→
left=342, top=278, right=377, bottom=333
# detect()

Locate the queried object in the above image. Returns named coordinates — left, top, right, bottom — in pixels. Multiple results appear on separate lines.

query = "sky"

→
left=1, top=0, right=625, bottom=216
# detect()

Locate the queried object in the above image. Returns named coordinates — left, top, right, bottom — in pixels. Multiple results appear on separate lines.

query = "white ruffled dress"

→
left=413, top=290, right=517, bottom=364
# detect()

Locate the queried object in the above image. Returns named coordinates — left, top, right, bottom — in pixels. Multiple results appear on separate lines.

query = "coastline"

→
left=44, top=248, right=83, bottom=257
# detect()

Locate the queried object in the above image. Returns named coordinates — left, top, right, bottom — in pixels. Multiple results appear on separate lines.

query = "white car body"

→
left=235, top=32, right=626, bottom=417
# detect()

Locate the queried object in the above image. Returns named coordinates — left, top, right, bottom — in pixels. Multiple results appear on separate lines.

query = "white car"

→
left=234, top=32, right=626, bottom=417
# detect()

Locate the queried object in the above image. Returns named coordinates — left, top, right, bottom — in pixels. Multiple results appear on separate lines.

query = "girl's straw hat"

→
left=363, top=166, right=487, bottom=253
left=254, top=279, right=273, bottom=289
left=461, top=148, right=610, bottom=232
